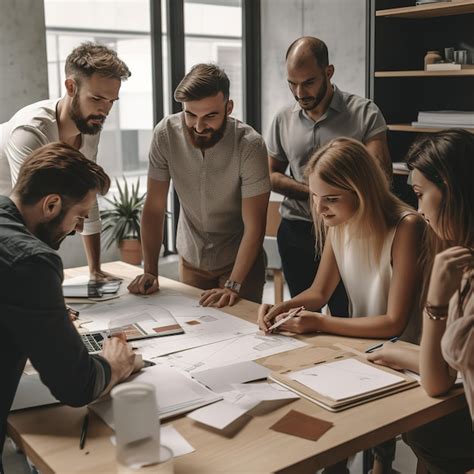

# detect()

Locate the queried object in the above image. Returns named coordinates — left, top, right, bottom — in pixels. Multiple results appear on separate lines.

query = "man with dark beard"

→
left=268, top=36, right=391, bottom=311
left=128, top=64, right=270, bottom=307
left=0, top=42, right=130, bottom=281
left=0, top=143, right=141, bottom=466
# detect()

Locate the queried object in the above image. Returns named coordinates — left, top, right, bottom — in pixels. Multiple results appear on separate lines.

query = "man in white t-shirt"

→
left=0, top=42, right=131, bottom=280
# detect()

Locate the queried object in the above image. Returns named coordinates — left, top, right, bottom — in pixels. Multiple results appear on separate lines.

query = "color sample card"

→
left=270, top=410, right=333, bottom=441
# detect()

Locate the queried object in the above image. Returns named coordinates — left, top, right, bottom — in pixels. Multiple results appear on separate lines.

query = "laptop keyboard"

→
left=81, top=333, right=104, bottom=353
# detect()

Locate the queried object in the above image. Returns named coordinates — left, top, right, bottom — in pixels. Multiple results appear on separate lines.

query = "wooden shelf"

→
left=388, top=124, right=474, bottom=133
left=376, top=1, right=474, bottom=19
left=375, top=69, right=474, bottom=77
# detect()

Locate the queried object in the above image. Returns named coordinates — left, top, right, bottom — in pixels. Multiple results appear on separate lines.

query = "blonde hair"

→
left=305, top=137, right=411, bottom=265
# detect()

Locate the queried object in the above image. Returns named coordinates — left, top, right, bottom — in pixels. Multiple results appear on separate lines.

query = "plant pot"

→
left=119, top=239, right=142, bottom=265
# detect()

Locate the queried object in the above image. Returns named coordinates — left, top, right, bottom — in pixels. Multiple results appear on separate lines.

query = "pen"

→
left=79, top=413, right=89, bottom=450
left=365, top=336, right=399, bottom=353
left=267, top=306, right=305, bottom=332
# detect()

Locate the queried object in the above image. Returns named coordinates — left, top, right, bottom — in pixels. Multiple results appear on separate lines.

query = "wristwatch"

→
left=224, top=279, right=241, bottom=294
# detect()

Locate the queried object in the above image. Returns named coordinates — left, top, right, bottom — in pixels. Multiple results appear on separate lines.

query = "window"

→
left=44, top=0, right=154, bottom=178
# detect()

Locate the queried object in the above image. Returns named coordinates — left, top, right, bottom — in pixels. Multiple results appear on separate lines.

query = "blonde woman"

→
left=258, top=137, right=424, bottom=342
left=368, top=129, right=474, bottom=474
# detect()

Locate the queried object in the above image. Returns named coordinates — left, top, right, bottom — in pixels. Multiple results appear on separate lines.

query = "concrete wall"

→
left=261, top=0, right=367, bottom=135
left=0, top=0, right=49, bottom=122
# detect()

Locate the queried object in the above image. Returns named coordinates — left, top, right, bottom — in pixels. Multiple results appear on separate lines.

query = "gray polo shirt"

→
left=267, top=85, right=387, bottom=222
left=149, top=113, right=270, bottom=271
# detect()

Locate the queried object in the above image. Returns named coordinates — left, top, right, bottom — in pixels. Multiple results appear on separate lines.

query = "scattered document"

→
left=161, top=332, right=307, bottom=372
left=89, top=365, right=222, bottom=427
left=79, top=295, right=258, bottom=358
left=187, top=383, right=298, bottom=431
left=289, top=358, right=404, bottom=401
left=192, top=361, right=270, bottom=392
left=187, top=400, right=254, bottom=430
left=110, top=425, right=195, bottom=458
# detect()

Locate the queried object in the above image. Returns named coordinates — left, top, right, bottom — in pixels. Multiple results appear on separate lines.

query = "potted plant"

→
left=101, top=177, right=146, bottom=265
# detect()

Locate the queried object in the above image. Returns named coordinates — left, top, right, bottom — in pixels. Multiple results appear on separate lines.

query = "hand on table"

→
left=272, top=310, right=321, bottom=334
left=89, top=269, right=123, bottom=282
left=128, top=272, right=159, bottom=295
left=199, top=287, right=239, bottom=307
left=367, top=345, right=408, bottom=371
left=101, top=336, right=142, bottom=386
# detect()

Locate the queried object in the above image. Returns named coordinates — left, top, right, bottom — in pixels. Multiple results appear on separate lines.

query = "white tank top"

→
left=332, top=212, right=412, bottom=318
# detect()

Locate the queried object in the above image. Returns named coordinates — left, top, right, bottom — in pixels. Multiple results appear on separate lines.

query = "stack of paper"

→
left=270, top=355, right=418, bottom=412
left=412, top=110, right=474, bottom=129
left=89, top=365, right=222, bottom=427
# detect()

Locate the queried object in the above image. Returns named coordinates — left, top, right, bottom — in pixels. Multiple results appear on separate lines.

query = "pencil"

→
left=79, top=413, right=89, bottom=450
left=365, top=336, right=399, bottom=353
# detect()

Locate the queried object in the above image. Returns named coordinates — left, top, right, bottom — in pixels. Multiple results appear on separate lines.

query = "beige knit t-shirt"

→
left=148, top=113, right=270, bottom=271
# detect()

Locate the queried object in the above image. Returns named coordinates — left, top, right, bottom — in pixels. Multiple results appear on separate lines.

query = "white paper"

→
left=192, top=361, right=269, bottom=392
left=89, top=365, right=222, bottom=427
left=79, top=295, right=258, bottom=358
left=289, top=358, right=404, bottom=401
left=110, top=425, right=194, bottom=458
left=230, top=383, right=300, bottom=401
left=161, top=332, right=307, bottom=373
left=187, top=400, right=251, bottom=430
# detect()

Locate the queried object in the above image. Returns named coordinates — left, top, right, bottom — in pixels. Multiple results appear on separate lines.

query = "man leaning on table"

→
left=0, top=41, right=131, bottom=282
left=128, top=64, right=271, bottom=307
left=0, top=143, right=141, bottom=467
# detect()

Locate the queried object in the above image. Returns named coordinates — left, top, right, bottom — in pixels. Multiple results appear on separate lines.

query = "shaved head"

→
left=286, top=37, right=329, bottom=69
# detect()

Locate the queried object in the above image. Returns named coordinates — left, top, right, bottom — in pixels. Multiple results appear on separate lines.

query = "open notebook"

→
left=269, top=352, right=418, bottom=412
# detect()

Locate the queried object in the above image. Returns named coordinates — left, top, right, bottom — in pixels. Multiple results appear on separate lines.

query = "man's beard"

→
left=36, top=212, right=73, bottom=250
left=295, top=77, right=328, bottom=112
left=70, top=92, right=106, bottom=135
left=186, top=114, right=227, bottom=150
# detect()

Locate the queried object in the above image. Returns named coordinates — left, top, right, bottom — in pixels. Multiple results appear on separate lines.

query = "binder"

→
left=269, top=351, right=418, bottom=412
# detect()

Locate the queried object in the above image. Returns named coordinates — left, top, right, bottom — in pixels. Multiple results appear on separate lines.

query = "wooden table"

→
left=7, top=262, right=467, bottom=473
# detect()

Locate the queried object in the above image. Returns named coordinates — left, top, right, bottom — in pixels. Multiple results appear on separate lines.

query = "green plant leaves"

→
left=100, top=177, right=146, bottom=250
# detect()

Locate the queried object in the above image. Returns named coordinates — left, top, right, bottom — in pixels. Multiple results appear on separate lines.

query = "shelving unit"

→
left=369, top=0, right=474, bottom=203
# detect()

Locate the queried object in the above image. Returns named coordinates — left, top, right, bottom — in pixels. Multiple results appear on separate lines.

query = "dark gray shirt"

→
left=267, top=85, right=387, bottom=222
left=0, top=196, right=110, bottom=452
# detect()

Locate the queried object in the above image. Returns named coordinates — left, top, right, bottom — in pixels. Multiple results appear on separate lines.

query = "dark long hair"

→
left=406, top=129, right=474, bottom=313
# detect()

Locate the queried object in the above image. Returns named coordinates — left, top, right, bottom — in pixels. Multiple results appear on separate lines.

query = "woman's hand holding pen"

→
left=272, top=309, right=322, bottom=334
left=257, top=302, right=289, bottom=332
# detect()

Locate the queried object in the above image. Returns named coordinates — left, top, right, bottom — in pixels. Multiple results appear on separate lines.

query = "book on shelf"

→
left=412, top=122, right=474, bottom=129
left=426, top=63, right=474, bottom=71
left=416, top=110, right=474, bottom=127
left=269, top=351, right=418, bottom=412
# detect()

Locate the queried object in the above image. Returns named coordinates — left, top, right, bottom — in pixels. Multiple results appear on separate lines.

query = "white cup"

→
left=112, top=383, right=162, bottom=469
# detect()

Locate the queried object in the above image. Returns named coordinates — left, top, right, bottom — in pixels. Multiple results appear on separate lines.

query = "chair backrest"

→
left=265, top=201, right=281, bottom=237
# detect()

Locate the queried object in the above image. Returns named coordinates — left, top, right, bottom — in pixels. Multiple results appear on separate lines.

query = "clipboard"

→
left=268, top=351, right=418, bottom=412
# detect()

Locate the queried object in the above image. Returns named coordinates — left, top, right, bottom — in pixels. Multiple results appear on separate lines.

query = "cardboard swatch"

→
left=270, top=410, right=333, bottom=441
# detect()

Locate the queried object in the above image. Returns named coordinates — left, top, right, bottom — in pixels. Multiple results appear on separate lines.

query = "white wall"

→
left=0, top=0, right=49, bottom=122
left=261, top=0, right=367, bottom=135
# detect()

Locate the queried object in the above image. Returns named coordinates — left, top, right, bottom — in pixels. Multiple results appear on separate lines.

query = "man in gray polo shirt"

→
left=268, top=36, right=391, bottom=314
left=128, top=64, right=270, bottom=307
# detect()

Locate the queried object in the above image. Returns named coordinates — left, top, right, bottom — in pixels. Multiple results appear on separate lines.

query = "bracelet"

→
left=424, top=303, right=449, bottom=321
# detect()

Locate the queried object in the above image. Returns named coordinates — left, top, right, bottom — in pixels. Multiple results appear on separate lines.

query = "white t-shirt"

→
left=0, top=99, right=101, bottom=235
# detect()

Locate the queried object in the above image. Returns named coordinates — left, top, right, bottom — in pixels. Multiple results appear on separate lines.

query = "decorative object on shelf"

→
left=416, top=0, right=450, bottom=5
left=444, top=47, right=455, bottom=62
left=426, top=63, right=474, bottom=71
left=424, top=50, right=442, bottom=69
left=454, top=49, right=468, bottom=64
left=101, top=177, right=146, bottom=265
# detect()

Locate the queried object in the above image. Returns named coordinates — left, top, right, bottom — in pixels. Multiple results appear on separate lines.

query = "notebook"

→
left=269, top=352, right=418, bottom=412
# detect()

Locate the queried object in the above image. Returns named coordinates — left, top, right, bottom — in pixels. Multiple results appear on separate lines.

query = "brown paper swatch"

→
left=270, top=409, right=333, bottom=441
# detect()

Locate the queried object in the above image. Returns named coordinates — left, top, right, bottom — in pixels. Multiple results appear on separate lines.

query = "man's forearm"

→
left=270, top=172, right=309, bottom=201
left=82, top=233, right=102, bottom=273
left=141, top=205, right=165, bottom=276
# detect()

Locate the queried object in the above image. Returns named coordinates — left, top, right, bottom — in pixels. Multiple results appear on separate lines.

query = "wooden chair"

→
left=264, top=201, right=285, bottom=304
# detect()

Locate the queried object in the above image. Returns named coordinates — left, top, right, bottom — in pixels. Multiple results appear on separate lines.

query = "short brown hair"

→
left=13, top=142, right=111, bottom=207
left=174, top=63, right=230, bottom=102
left=65, top=42, right=131, bottom=82
left=286, top=37, right=329, bottom=68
